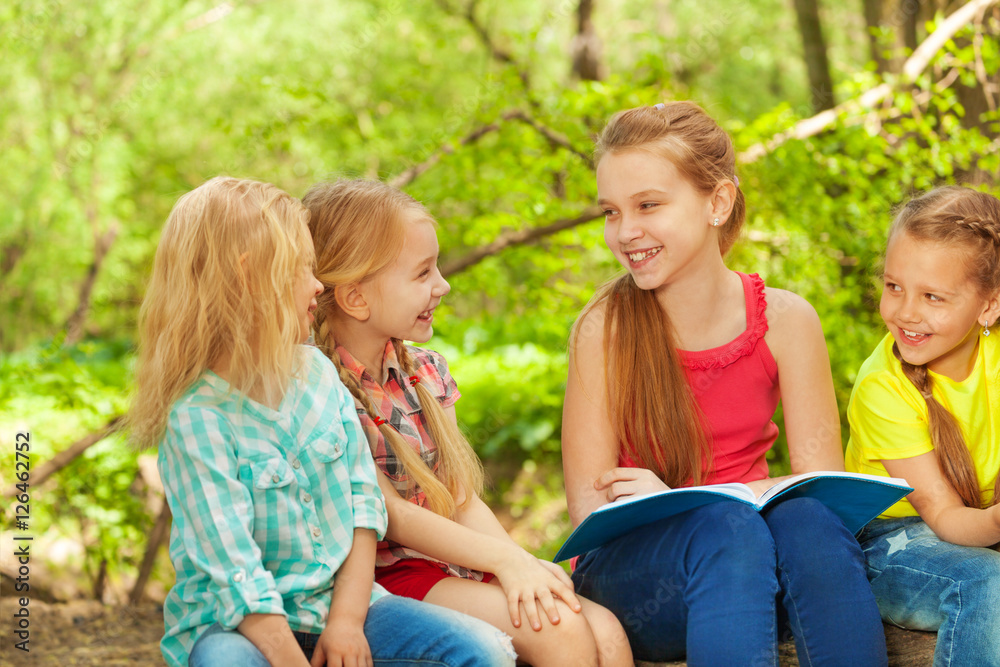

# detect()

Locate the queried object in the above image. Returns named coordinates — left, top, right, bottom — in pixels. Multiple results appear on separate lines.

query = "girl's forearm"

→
left=237, top=614, right=310, bottom=667
left=329, top=528, right=377, bottom=626
left=384, top=490, right=529, bottom=573
left=453, top=493, right=517, bottom=544
left=927, top=503, right=1000, bottom=548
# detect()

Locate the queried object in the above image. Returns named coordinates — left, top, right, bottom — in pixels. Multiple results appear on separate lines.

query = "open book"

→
left=553, top=471, right=912, bottom=562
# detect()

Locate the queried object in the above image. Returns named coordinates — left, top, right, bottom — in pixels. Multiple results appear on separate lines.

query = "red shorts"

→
left=375, top=558, right=495, bottom=601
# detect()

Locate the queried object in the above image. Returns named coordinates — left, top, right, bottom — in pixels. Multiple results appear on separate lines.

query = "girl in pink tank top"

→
left=562, top=101, right=887, bottom=665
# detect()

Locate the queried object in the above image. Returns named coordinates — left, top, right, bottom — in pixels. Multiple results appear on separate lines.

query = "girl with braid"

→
left=132, top=177, right=515, bottom=667
left=303, top=179, right=631, bottom=667
left=846, top=186, right=1000, bottom=667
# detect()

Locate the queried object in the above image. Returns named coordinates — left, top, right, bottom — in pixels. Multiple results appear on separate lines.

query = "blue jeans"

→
left=571, top=497, right=887, bottom=665
left=858, top=516, right=1000, bottom=667
left=188, top=595, right=515, bottom=667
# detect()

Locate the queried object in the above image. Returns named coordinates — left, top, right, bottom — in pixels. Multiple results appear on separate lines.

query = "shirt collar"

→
left=334, top=340, right=405, bottom=386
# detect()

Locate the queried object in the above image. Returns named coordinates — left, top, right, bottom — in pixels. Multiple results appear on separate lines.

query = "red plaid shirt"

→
left=335, top=341, right=486, bottom=582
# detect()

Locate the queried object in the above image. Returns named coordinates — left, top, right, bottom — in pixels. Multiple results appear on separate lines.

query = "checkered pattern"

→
left=336, top=341, right=487, bottom=582
left=158, top=346, right=387, bottom=667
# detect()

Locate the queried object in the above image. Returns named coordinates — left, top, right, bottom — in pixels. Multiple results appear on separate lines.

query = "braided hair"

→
left=888, top=186, right=1000, bottom=508
left=304, top=180, right=483, bottom=518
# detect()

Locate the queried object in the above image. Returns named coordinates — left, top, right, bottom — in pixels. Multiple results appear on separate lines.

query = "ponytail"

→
left=575, top=274, right=711, bottom=487
left=892, top=343, right=986, bottom=508
left=393, top=340, right=484, bottom=509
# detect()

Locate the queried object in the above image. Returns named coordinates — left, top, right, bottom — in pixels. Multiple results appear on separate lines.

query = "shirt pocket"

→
left=250, top=456, right=295, bottom=490
left=243, top=456, right=297, bottom=546
left=307, top=419, right=348, bottom=463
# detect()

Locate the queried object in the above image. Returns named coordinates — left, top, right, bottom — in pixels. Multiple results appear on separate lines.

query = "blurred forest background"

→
left=1, top=0, right=998, bottom=623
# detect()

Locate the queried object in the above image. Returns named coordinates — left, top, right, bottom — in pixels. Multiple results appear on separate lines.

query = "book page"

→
left=756, top=470, right=911, bottom=505
left=594, top=482, right=757, bottom=513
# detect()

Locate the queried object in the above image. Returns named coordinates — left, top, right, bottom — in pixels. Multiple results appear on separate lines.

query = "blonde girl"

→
left=846, top=186, right=1000, bottom=667
left=131, top=177, right=514, bottom=667
left=562, top=102, right=887, bottom=665
left=304, top=179, right=632, bottom=667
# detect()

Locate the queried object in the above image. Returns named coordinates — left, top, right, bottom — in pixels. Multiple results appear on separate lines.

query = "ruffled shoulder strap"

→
left=681, top=272, right=769, bottom=371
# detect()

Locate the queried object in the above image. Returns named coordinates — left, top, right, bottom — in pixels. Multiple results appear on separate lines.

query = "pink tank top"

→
left=619, top=272, right=778, bottom=485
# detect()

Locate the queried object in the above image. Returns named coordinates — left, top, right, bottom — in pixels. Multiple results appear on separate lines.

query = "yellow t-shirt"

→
left=845, top=332, right=999, bottom=517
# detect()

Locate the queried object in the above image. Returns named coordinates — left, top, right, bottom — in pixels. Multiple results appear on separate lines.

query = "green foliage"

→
left=0, top=339, right=149, bottom=595
left=435, top=339, right=569, bottom=463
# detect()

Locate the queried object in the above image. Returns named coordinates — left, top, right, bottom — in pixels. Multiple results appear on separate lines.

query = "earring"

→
left=712, top=218, right=720, bottom=226
left=985, top=325, right=992, bottom=337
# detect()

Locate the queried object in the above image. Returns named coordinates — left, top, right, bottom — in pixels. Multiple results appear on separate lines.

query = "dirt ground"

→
left=0, top=599, right=165, bottom=666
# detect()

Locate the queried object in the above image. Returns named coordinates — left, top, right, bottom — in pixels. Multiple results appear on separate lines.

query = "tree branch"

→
left=389, top=122, right=501, bottom=189
left=503, top=110, right=594, bottom=167
left=390, top=109, right=591, bottom=189
left=2, top=417, right=124, bottom=499
left=740, top=0, right=999, bottom=163
left=440, top=206, right=603, bottom=277
left=433, top=0, right=533, bottom=92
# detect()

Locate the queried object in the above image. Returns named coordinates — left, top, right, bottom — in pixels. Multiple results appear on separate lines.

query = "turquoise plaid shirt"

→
left=158, top=346, right=388, bottom=667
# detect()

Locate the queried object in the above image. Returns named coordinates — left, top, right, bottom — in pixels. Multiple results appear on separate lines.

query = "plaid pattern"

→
left=157, top=346, right=388, bottom=667
left=336, top=341, right=486, bottom=583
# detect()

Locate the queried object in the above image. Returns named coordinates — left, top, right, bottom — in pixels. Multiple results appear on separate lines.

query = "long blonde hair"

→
left=574, top=101, right=746, bottom=487
left=130, top=177, right=314, bottom=449
left=887, top=186, right=1000, bottom=508
left=303, top=179, right=483, bottom=518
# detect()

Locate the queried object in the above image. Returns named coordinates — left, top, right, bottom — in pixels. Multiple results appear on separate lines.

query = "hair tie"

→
left=408, top=375, right=420, bottom=387
left=372, top=415, right=387, bottom=427
left=733, top=175, right=740, bottom=188
left=653, top=102, right=665, bottom=110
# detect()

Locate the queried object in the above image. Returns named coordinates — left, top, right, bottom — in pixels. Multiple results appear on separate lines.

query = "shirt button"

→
left=292, top=459, right=301, bottom=469
left=301, top=492, right=312, bottom=503
left=233, top=571, right=244, bottom=582
left=333, top=445, right=342, bottom=456
left=272, top=473, right=281, bottom=483
left=311, top=526, right=321, bottom=538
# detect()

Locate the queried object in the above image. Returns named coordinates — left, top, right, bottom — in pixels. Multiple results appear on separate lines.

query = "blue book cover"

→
left=553, top=471, right=913, bottom=562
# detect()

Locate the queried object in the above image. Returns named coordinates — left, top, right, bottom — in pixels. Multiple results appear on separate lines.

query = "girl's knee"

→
left=585, top=603, right=632, bottom=666
left=515, top=601, right=601, bottom=665
left=461, top=622, right=517, bottom=666
left=695, top=503, right=774, bottom=564
left=188, top=624, right=271, bottom=667
left=766, top=498, right=861, bottom=559
left=956, top=551, right=1000, bottom=604
left=765, top=497, right=839, bottom=535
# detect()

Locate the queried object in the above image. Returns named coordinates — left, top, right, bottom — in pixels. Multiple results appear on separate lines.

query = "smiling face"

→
left=597, top=149, right=721, bottom=292
left=361, top=211, right=450, bottom=344
left=880, top=232, right=995, bottom=381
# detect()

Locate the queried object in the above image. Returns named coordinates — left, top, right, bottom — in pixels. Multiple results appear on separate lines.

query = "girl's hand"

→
left=492, top=548, right=582, bottom=632
left=534, top=558, right=577, bottom=591
left=312, top=619, right=372, bottom=667
left=595, top=467, right=670, bottom=503
left=744, top=477, right=777, bottom=498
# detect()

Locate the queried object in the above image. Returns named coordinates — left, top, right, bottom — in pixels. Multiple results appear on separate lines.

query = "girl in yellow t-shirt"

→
left=846, top=186, right=1000, bottom=667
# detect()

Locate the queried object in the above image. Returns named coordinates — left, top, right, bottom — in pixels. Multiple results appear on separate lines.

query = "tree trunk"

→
left=863, top=0, right=891, bottom=73
left=902, top=0, right=922, bottom=50
left=792, top=0, right=836, bottom=111
left=129, top=502, right=171, bottom=606
left=572, top=0, right=604, bottom=81
left=64, top=222, right=119, bottom=345
left=953, top=4, right=999, bottom=183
